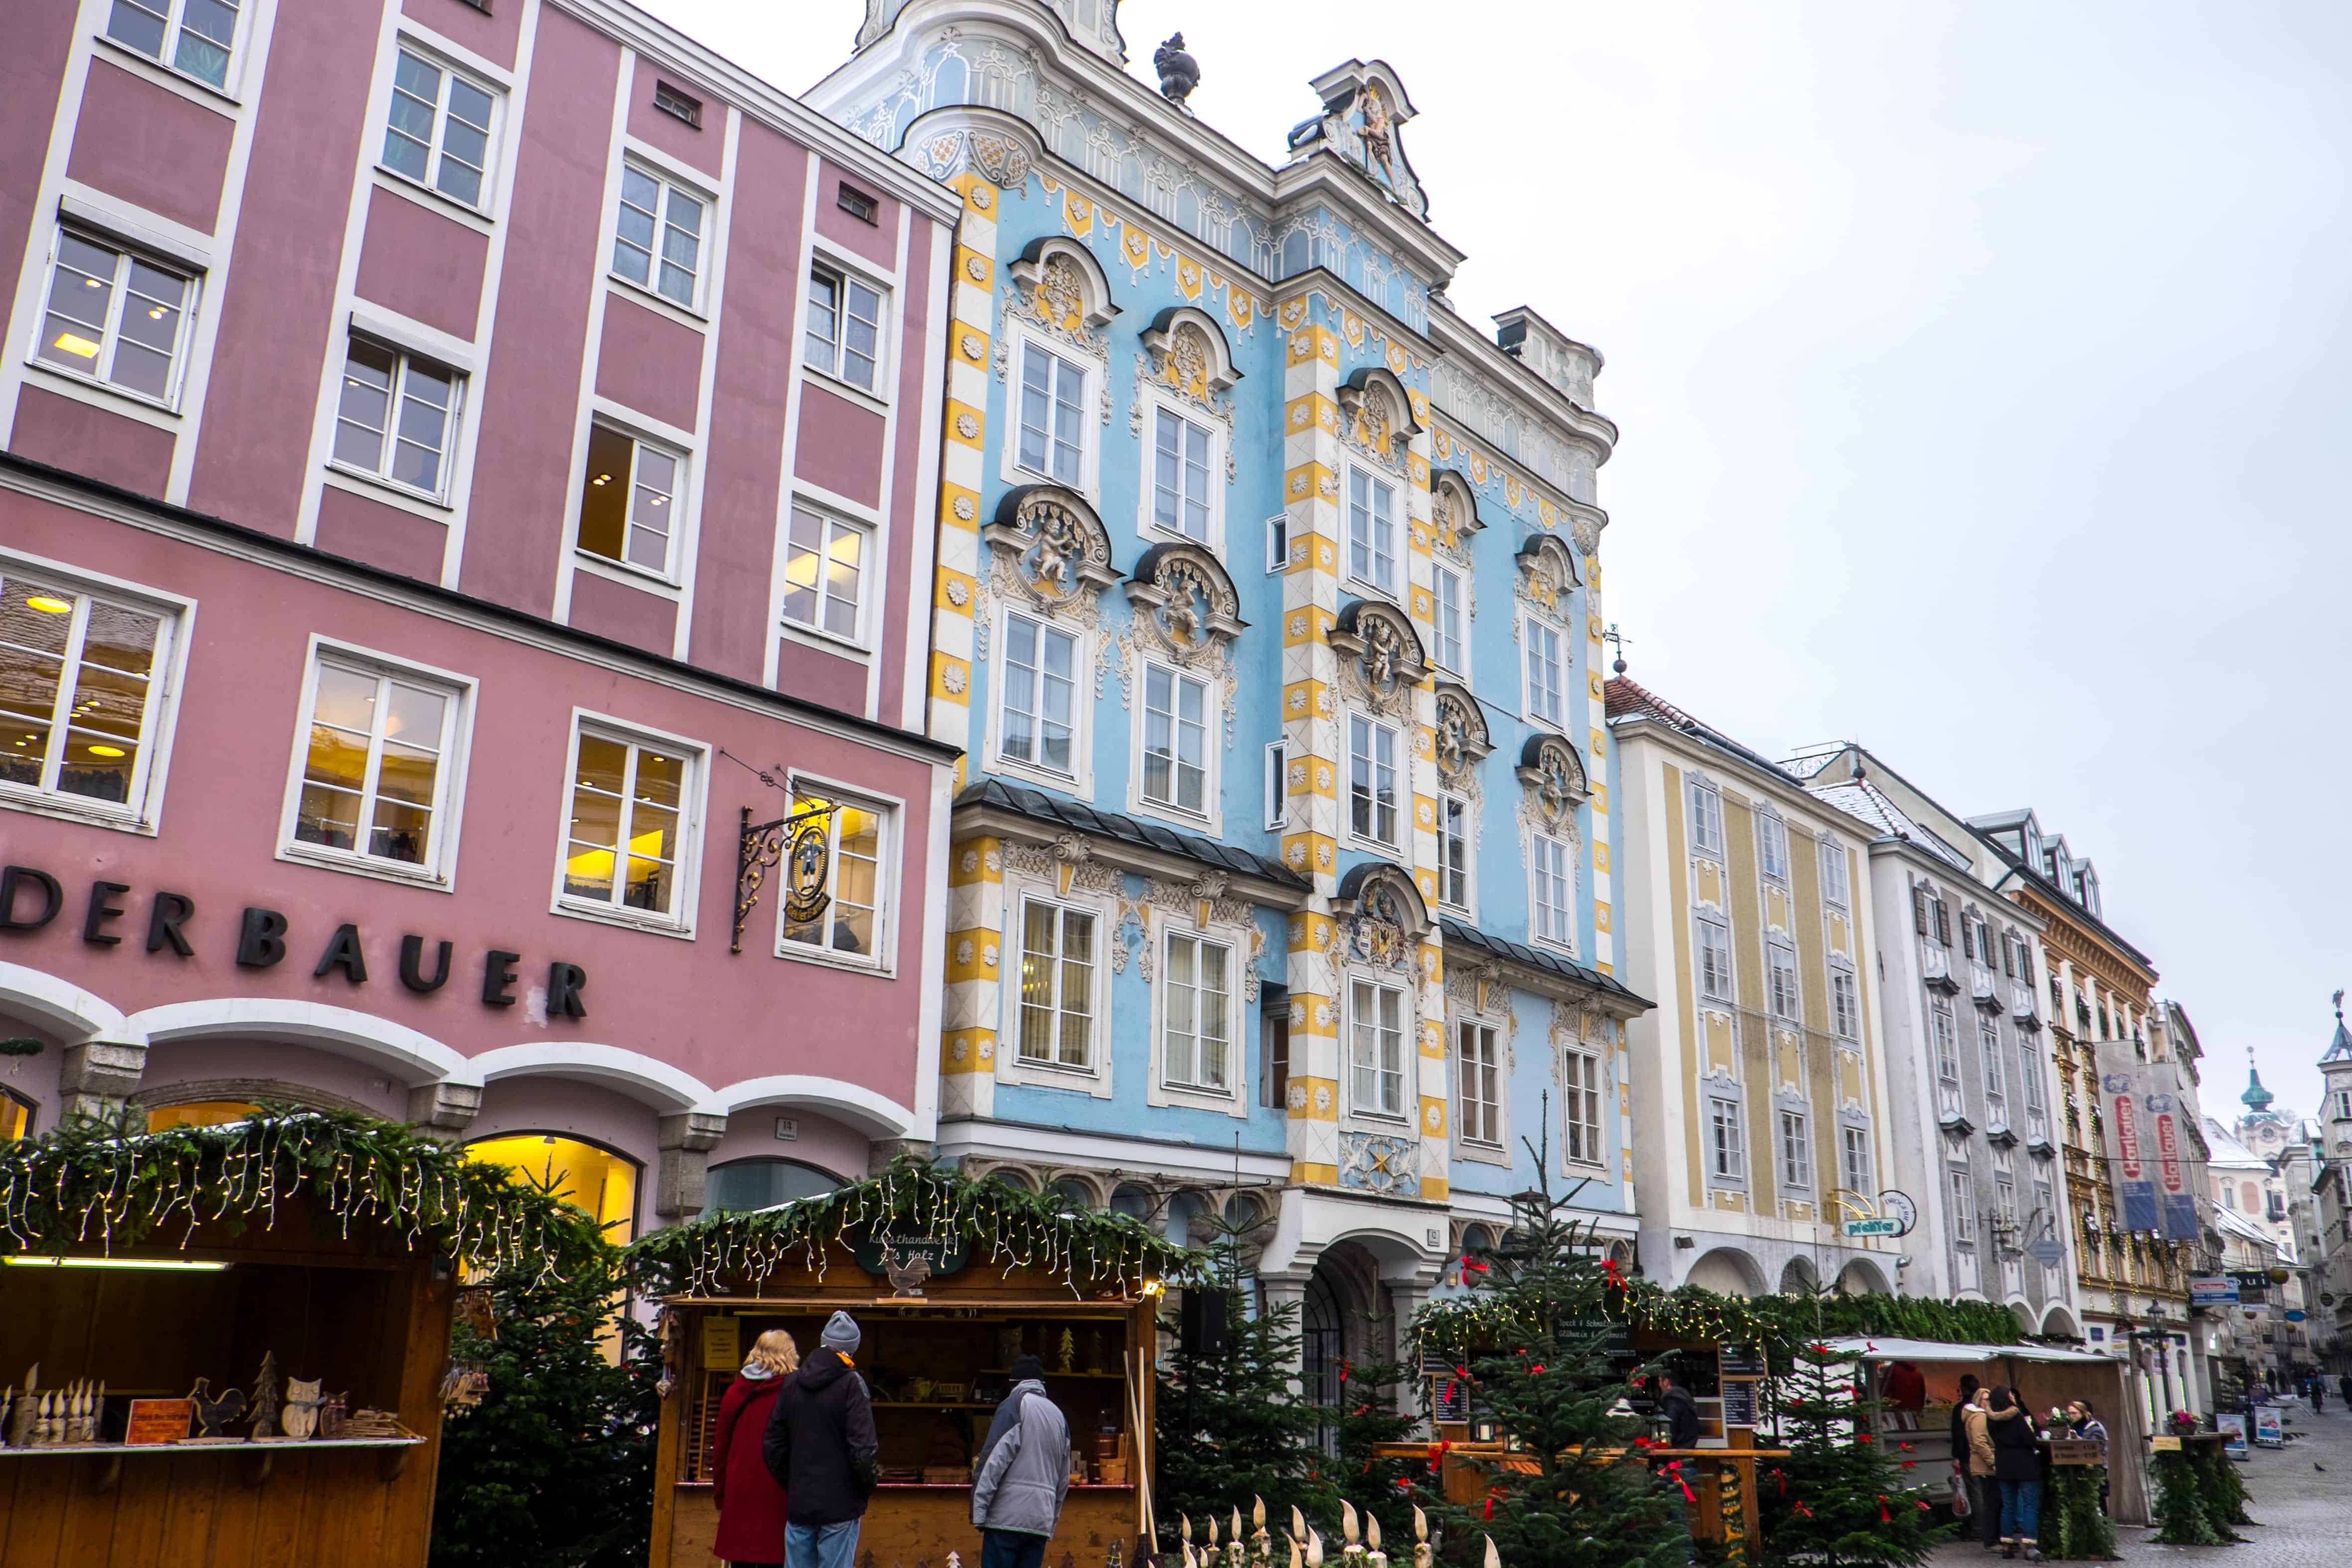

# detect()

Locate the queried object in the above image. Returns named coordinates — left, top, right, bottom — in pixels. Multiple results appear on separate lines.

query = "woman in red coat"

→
left=710, top=1329, right=798, bottom=1567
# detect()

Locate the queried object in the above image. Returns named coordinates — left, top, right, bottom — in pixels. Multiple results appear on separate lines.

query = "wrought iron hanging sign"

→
left=732, top=800, right=838, bottom=953
left=782, top=816, right=833, bottom=927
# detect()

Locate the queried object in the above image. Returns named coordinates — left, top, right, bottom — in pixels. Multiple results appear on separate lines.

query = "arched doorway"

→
left=1301, top=1268, right=1344, bottom=1456
left=1780, top=1256, right=1819, bottom=1296
left=705, top=1156, right=844, bottom=1213
left=1686, top=1247, right=1762, bottom=1296
left=464, top=1132, right=642, bottom=1243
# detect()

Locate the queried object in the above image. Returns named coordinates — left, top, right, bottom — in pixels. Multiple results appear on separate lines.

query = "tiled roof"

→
left=1806, top=779, right=1975, bottom=871
left=954, top=778, right=1311, bottom=891
left=1439, top=916, right=1651, bottom=1009
left=1603, top=676, right=1803, bottom=784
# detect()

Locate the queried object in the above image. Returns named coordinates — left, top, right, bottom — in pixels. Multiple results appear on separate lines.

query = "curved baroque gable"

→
left=1331, top=597, right=1431, bottom=716
left=983, top=484, right=1121, bottom=614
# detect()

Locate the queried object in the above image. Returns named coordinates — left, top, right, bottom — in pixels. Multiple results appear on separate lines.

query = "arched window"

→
left=1110, top=1184, right=1153, bottom=1222
left=147, top=1101, right=261, bottom=1131
left=2, top=1088, right=32, bottom=1142
left=705, top=1157, right=844, bottom=1214
left=1051, top=1175, right=1096, bottom=1209
left=464, top=1133, right=641, bottom=1243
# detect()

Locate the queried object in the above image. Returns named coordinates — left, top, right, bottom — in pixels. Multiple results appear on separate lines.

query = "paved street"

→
left=1929, top=1401, right=2352, bottom=1563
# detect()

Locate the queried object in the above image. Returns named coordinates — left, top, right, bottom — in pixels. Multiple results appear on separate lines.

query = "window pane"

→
left=392, top=363, right=453, bottom=492
left=783, top=508, right=825, bottom=627
left=823, top=522, right=862, bottom=637
left=576, top=427, right=633, bottom=562
left=628, top=446, right=677, bottom=569
left=173, top=0, right=238, bottom=85
left=334, top=341, right=397, bottom=472
left=386, top=53, right=440, bottom=179
left=564, top=734, right=627, bottom=901
left=613, top=168, right=659, bottom=285
left=106, top=0, right=168, bottom=59
left=805, top=274, right=840, bottom=374
left=39, top=237, right=115, bottom=375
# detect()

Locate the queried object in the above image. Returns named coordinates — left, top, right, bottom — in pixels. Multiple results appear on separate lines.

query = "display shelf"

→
left=0, top=1435, right=428, bottom=1492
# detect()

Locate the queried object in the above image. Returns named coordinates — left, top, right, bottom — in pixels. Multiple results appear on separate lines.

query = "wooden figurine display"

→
left=1056, top=1327, right=1077, bottom=1373
left=283, top=1378, right=327, bottom=1439
left=249, top=1351, right=284, bottom=1439
left=190, top=1377, right=248, bottom=1439
left=4, top=1365, right=37, bottom=1447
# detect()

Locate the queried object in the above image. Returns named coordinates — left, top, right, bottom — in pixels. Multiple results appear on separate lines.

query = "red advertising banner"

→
left=2156, top=1112, right=2185, bottom=1195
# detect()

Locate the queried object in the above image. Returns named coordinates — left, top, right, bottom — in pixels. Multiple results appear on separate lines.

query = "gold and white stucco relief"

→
left=1694, top=857, right=1726, bottom=910
left=1764, top=883, right=1791, bottom=934
left=1702, top=1009, right=1738, bottom=1075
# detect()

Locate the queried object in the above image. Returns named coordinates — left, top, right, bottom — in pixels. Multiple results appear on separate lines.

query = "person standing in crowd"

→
left=712, top=1330, right=799, bottom=1568
left=971, top=1354, right=1073, bottom=1568
left=2313, top=1375, right=2328, bottom=1414
left=1986, top=1387, right=2043, bottom=1562
left=763, top=1311, right=879, bottom=1568
left=2064, top=1399, right=2109, bottom=1515
left=1656, top=1371, right=1701, bottom=1450
left=1953, top=1377, right=1997, bottom=1550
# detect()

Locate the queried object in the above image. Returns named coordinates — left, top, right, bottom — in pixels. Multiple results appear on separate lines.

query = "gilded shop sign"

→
left=0, top=864, right=589, bottom=1018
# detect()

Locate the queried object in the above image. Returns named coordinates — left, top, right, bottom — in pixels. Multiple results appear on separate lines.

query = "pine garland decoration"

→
left=2042, top=1466, right=2114, bottom=1561
left=2190, top=1439, right=2252, bottom=1537
left=2147, top=1447, right=2220, bottom=1545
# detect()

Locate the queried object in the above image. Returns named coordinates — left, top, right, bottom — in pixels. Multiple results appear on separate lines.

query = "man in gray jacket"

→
left=971, top=1355, right=1071, bottom=1568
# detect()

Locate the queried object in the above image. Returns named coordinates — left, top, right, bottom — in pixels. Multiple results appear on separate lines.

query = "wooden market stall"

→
left=631, top=1162, right=1198, bottom=1568
left=0, top=1111, right=602, bottom=1568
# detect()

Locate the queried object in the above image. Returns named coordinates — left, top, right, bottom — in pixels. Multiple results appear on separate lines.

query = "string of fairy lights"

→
left=0, top=1108, right=605, bottom=1281
left=623, top=1155, right=1205, bottom=1298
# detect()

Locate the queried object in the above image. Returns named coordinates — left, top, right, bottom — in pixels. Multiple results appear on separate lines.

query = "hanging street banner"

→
left=2095, top=1041, right=2201, bottom=1242
left=2190, top=1275, right=2241, bottom=1308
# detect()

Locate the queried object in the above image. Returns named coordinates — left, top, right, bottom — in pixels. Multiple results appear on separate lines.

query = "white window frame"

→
left=1531, top=831, right=1575, bottom=951
left=1159, top=927, right=1237, bottom=1097
left=1980, top=1016, right=2007, bottom=1101
left=1347, top=712, right=1400, bottom=847
left=1709, top=1095, right=1747, bottom=1184
left=1348, top=977, right=1408, bottom=1121
left=780, top=500, right=873, bottom=650
left=609, top=159, right=710, bottom=312
left=1766, top=940, right=1800, bottom=1022
left=1696, top=914, right=1735, bottom=1002
left=1010, top=891, right=1104, bottom=1080
left=1263, top=739, right=1287, bottom=832
left=1006, top=332, right=1094, bottom=496
left=1141, top=394, right=1221, bottom=553
left=1829, top=965, right=1860, bottom=1040
left=1522, top=613, right=1566, bottom=729
left=1841, top=1124, right=1872, bottom=1199
left=548, top=713, right=708, bottom=938
left=1689, top=779, right=1725, bottom=857
left=573, top=421, right=690, bottom=584
left=989, top=607, right=1089, bottom=794
left=1759, top=812, right=1790, bottom=883
left=329, top=333, right=466, bottom=504
left=1438, top=792, right=1472, bottom=913
left=773, top=773, right=900, bottom=975
left=1563, top=1048, right=1606, bottom=1166
left=275, top=637, right=476, bottom=891
left=28, top=226, right=202, bottom=412
left=0, top=552, right=191, bottom=836
left=1265, top=511, right=1289, bottom=574
left=102, top=0, right=247, bottom=94
left=1430, top=562, right=1467, bottom=677
left=1134, top=659, right=1215, bottom=828
left=1456, top=1020, right=1504, bottom=1150
left=1345, top=466, right=1398, bottom=596
left=380, top=43, right=500, bottom=211
left=804, top=262, right=889, bottom=398
left=1779, top=1109, right=1812, bottom=1191
left=1949, top=1164, right=1978, bottom=1245
left=1820, top=838, right=1850, bottom=908
left=1931, top=998, right=1962, bottom=1086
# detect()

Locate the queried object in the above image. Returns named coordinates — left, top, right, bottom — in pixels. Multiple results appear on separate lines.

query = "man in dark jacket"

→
left=763, top=1311, right=880, bottom=1568
left=1656, top=1372, right=1700, bottom=1449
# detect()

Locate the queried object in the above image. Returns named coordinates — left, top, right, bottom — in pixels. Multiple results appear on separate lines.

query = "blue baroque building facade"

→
left=811, top=0, right=1648, bottom=1373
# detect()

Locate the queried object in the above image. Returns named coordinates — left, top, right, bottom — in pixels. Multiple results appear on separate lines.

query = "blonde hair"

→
left=747, top=1328, right=800, bottom=1376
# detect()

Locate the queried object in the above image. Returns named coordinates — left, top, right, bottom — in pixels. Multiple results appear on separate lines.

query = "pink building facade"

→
left=0, top=0, right=963, bottom=1228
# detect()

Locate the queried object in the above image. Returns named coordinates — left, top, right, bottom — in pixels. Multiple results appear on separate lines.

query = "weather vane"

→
left=1602, top=622, right=1631, bottom=676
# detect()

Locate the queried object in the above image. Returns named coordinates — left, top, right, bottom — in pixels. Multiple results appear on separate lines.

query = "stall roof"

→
left=1822, top=1337, right=2116, bottom=1366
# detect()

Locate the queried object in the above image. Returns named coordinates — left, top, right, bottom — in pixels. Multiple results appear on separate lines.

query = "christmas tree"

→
left=1330, top=1343, right=1421, bottom=1543
left=1755, top=1338, right=1950, bottom=1568
left=1424, top=1150, right=1686, bottom=1568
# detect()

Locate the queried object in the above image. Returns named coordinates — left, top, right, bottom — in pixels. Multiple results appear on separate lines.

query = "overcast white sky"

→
left=644, top=0, right=2352, bottom=1122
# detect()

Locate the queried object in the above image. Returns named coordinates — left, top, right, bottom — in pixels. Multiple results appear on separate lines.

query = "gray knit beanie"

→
left=821, top=1309, right=861, bottom=1355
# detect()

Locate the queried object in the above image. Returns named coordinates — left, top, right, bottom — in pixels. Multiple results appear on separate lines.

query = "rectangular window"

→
left=106, top=0, right=240, bottom=89
left=1767, top=942, right=1800, bottom=1021
left=560, top=726, right=690, bottom=920
left=781, top=505, right=867, bottom=644
left=1932, top=897, right=1952, bottom=948
left=1265, top=511, right=1289, bottom=574
left=289, top=652, right=460, bottom=873
left=1261, top=1013, right=1290, bottom=1110
left=653, top=81, right=702, bottom=128
left=383, top=48, right=495, bottom=207
left=1152, top=406, right=1212, bottom=541
left=1000, top=613, right=1076, bottom=775
left=332, top=337, right=460, bottom=501
left=34, top=231, right=195, bottom=405
left=1163, top=932, right=1231, bottom=1091
left=1780, top=1110, right=1811, bottom=1190
left=1696, top=916, right=1735, bottom=1002
left=1564, top=1048, right=1604, bottom=1164
left=1842, top=1125, right=1871, bottom=1197
left=2021, top=1045, right=2046, bottom=1112
left=1142, top=664, right=1208, bottom=815
left=806, top=269, right=883, bottom=393
left=1350, top=979, right=1405, bottom=1117
left=1830, top=967, right=1859, bottom=1039
left=1016, top=899, right=1095, bottom=1067
left=0, top=573, right=173, bottom=816
left=1820, top=839, right=1849, bottom=907
left=575, top=425, right=681, bottom=574
left=779, top=792, right=889, bottom=964
left=835, top=182, right=877, bottom=223
left=1949, top=1166, right=1976, bottom=1243
left=1532, top=834, right=1573, bottom=946
left=1689, top=781, right=1724, bottom=857
left=1431, top=564, right=1465, bottom=674
left=1017, top=342, right=1086, bottom=485
left=1457, top=1022, right=1501, bottom=1146
left=1439, top=794, right=1470, bottom=909
left=1931, top=999, right=1961, bottom=1084
left=1710, top=1097, right=1746, bottom=1182
left=1524, top=617, right=1565, bottom=726
left=1980, top=1018, right=2007, bottom=1098
left=1347, top=468, right=1396, bottom=592
left=1263, top=740, right=1287, bottom=831
left=1348, top=714, right=1397, bottom=844
left=612, top=164, right=704, bottom=308
left=1759, top=814, right=1789, bottom=882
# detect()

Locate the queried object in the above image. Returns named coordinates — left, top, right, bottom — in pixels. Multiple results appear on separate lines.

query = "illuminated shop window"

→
left=778, top=792, right=891, bottom=967
left=464, top=1133, right=639, bottom=1243
left=0, top=571, right=173, bottom=815
left=146, top=1100, right=261, bottom=1132
left=2, top=1090, right=33, bottom=1143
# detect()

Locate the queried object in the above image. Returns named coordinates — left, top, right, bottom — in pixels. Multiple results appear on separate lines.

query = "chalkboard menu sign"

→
left=1718, top=1343, right=1767, bottom=1379
left=1720, top=1378, right=1760, bottom=1428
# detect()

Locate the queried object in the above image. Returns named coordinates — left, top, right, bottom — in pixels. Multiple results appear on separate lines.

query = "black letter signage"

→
left=400, top=935, right=452, bottom=994
left=0, top=866, right=63, bottom=932
left=481, top=949, right=521, bottom=1007
left=147, top=892, right=194, bottom=957
left=82, top=881, right=131, bottom=946
left=314, top=923, right=367, bottom=984
left=236, top=907, right=288, bottom=968
left=546, top=962, right=588, bottom=1020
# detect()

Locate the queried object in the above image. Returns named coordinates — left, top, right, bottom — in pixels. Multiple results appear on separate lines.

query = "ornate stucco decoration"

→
left=1431, top=681, right=1492, bottom=791
left=982, top=484, right=1120, bottom=616
left=1329, top=598, right=1431, bottom=720
left=1430, top=469, right=1485, bottom=565
left=1514, top=533, right=1581, bottom=621
left=1287, top=59, right=1429, bottom=219
left=1515, top=734, right=1589, bottom=834
left=911, top=124, right=1037, bottom=191
left=1335, top=367, right=1420, bottom=475
left=1331, top=862, right=1430, bottom=978
left=1002, top=834, right=1122, bottom=899
left=1338, top=1131, right=1419, bottom=1195
left=1131, top=307, right=1242, bottom=481
left=1122, top=542, right=1244, bottom=663
left=1004, top=236, right=1117, bottom=365
left=1141, top=873, right=1265, bottom=1001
